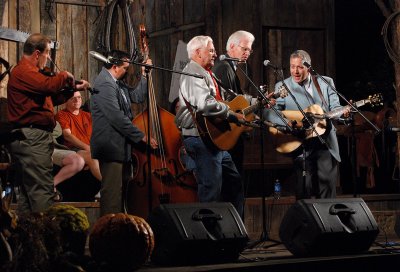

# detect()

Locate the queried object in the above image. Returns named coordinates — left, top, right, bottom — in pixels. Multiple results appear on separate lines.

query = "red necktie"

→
left=208, top=70, right=222, bottom=101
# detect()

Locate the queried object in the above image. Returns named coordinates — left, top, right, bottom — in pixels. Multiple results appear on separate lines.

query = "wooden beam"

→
left=148, top=22, right=205, bottom=38
left=52, top=0, right=105, bottom=7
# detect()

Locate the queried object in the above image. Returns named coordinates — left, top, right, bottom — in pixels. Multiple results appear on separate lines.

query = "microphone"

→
left=219, top=55, right=244, bottom=62
left=387, top=126, right=400, bottom=132
left=89, top=51, right=110, bottom=63
left=302, top=60, right=311, bottom=68
left=238, top=119, right=260, bottom=128
left=302, top=60, right=317, bottom=75
left=263, top=60, right=279, bottom=70
left=262, top=120, right=291, bottom=132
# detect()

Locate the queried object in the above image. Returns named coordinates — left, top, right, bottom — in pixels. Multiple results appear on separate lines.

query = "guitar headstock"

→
left=368, top=93, right=383, bottom=107
left=278, top=85, right=289, bottom=98
left=260, top=84, right=288, bottom=99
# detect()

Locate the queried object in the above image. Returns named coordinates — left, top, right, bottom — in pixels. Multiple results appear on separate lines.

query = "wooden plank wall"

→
left=139, top=0, right=334, bottom=120
left=0, top=0, right=335, bottom=107
left=0, top=0, right=334, bottom=171
left=0, top=0, right=104, bottom=103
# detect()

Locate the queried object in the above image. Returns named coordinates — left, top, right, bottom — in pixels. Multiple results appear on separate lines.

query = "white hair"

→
left=226, top=30, right=255, bottom=51
left=290, top=50, right=311, bottom=64
left=187, top=36, right=213, bottom=59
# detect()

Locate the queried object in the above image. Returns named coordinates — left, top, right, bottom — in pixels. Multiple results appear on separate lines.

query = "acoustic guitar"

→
left=196, top=87, right=288, bottom=151
left=269, top=93, right=383, bottom=154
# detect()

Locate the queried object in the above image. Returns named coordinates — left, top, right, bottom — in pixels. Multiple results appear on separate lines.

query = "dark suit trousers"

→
left=99, top=160, right=133, bottom=216
left=294, top=148, right=338, bottom=199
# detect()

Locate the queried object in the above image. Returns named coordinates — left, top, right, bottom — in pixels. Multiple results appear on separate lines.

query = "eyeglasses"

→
left=238, top=45, right=253, bottom=54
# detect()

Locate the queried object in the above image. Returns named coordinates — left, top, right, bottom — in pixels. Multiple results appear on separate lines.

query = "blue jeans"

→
left=183, top=136, right=244, bottom=217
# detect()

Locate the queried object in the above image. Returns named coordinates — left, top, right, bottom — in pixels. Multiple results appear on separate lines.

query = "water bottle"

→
left=273, top=179, right=281, bottom=199
left=2, top=183, right=12, bottom=199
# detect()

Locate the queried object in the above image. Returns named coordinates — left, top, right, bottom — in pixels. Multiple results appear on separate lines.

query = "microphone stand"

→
left=115, top=57, right=203, bottom=215
left=235, top=64, right=288, bottom=249
left=305, top=64, right=380, bottom=197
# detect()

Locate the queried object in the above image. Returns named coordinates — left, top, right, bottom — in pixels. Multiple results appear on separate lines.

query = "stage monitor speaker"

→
left=279, top=198, right=379, bottom=257
left=147, top=202, right=249, bottom=266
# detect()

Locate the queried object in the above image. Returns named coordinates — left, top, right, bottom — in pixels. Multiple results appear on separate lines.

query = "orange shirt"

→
left=56, top=109, right=92, bottom=148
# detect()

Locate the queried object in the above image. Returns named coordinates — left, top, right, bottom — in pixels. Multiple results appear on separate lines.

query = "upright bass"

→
left=128, top=25, right=198, bottom=219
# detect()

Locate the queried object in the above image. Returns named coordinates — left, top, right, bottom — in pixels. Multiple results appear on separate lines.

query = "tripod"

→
left=233, top=64, right=291, bottom=249
left=246, top=102, right=282, bottom=249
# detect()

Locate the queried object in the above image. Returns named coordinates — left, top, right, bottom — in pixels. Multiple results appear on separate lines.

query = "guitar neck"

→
left=325, top=99, right=370, bottom=119
left=243, top=103, right=259, bottom=116
left=243, top=98, right=273, bottom=116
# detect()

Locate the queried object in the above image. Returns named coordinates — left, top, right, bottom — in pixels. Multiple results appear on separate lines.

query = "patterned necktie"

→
left=117, top=81, right=133, bottom=119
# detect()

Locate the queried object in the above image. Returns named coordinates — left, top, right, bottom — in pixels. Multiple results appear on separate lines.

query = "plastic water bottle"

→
left=274, top=179, right=281, bottom=199
left=2, top=183, right=12, bottom=199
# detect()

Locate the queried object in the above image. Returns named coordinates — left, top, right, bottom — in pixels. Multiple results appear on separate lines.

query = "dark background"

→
left=335, top=0, right=394, bottom=101
left=335, top=0, right=398, bottom=194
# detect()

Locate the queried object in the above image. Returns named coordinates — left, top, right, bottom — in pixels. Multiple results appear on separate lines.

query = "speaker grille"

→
left=279, top=198, right=379, bottom=256
left=148, top=202, right=249, bottom=265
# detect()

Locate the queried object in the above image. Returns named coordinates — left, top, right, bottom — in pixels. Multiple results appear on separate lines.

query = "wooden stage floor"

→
left=136, top=239, right=400, bottom=272
left=11, top=194, right=400, bottom=271
left=67, top=194, right=400, bottom=271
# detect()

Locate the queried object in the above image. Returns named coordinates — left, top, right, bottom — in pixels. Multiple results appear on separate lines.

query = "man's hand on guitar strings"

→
left=227, top=111, right=259, bottom=128
left=227, top=111, right=240, bottom=123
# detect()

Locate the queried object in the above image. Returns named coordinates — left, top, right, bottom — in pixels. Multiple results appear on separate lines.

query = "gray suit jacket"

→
left=90, top=67, right=147, bottom=162
left=175, top=60, right=226, bottom=137
left=264, top=75, right=342, bottom=162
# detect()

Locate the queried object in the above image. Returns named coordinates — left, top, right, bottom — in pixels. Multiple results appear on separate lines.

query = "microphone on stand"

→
left=302, top=60, right=311, bottom=68
left=302, top=60, right=318, bottom=75
left=263, top=60, right=279, bottom=70
left=89, top=51, right=110, bottom=63
left=387, top=126, right=400, bottom=132
left=219, top=55, right=245, bottom=63
left=262, top=120, right=292, bottom=132
left=89, top=51, right=123, bottom=65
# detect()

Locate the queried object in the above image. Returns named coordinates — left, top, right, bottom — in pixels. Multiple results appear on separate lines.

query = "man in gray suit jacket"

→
left=91, top=50, right=157, bottom=216
left=265, top=50, right=348, bottom=200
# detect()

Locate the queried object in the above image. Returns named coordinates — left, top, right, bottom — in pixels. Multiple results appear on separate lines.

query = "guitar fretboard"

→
left=243, top=103, right=259, bottom=116
left=325, top=100, right=369, bottom=119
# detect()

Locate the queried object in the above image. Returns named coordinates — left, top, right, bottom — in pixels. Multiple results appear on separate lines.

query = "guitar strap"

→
left=311, top=74, right=329, bottom=111
left=179, top=90, right=206, bottom=136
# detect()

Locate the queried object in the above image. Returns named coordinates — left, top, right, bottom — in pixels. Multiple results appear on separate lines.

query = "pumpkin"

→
left=45, top=204, right=90, bottom=257
left=89, top=213, right=154, bottom=271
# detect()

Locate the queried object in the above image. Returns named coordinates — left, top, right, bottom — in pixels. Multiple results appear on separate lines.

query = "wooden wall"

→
left=0, top=0, right=335, bottom=107
left=144, top=0, right=335, bottom=106
left=0, top=0, right=104, bottom=102
left=0, top=0, right=335, bottom=175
